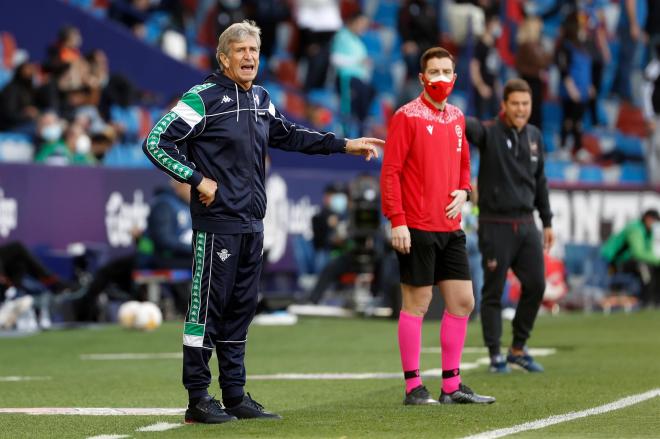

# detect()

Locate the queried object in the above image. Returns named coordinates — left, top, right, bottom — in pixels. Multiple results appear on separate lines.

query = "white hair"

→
left=216, top=20, right=261, bottom=71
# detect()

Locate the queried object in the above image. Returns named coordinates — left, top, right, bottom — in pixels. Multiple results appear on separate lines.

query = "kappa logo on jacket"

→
left=221, top=95, right=233, bottom=104
left=217, top=249, right=232, bottom=261
left=426, top=125, right=433, bottom=135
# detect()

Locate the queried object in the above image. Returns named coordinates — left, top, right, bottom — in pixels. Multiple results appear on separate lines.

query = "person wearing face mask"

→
left=381, top=47, right=494, bottom=406
left=470, top=12, right=502, bottom=120
left=465, top=78, right=554, bottom=374
left=35, top=121, right=95, bottom=165
left=311, top=184, right=349, bottom=273
left=141, top=20, right=383, bottom=424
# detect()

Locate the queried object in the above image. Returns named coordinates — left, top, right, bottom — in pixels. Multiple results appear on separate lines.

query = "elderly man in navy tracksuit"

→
left=142, top=20, right=382, bottom=424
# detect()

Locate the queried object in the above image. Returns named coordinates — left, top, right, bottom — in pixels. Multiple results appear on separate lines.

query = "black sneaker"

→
left=224, top=393, right=282, bottom=420
left=403, top=385, right=439, bottom=405
left=185, top=395, right=237, bottom=424
left=439, top=383, right=496, bottom=404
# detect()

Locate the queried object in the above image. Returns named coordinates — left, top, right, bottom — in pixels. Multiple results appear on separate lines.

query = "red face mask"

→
left=423, top=74, right=456, bottom=103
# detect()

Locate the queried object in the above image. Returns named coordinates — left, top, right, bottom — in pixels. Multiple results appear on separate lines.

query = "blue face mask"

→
left=41, top=124, right=62, bottom=142
left=329, top=193, right=348, bottom=214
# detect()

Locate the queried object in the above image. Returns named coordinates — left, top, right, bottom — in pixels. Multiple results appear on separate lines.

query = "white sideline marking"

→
left=421, top=347, right=557, bottom=356
left=0, top=376, right=51, bottom=382
left=136, top=422, right=184, bottom=432
left=0, top=408, right=184, bottom=416
left=77, top=348, right=558, bottom=380
left=80, top=353, right=182, bottom=360
left=462, top=388, right=660, bottom=439
left=80, top=348, right=557, bottom=362
left=249, top=372, right=407, bottom=380
left=86, top=435, right=130, bottom=439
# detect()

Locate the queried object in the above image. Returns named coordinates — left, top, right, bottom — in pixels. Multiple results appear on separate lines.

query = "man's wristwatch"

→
left=463, top=189, right=472, bottom=202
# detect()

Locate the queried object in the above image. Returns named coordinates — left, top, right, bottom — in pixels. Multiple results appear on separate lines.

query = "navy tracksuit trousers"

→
left=182, top=230, right=263, bottom=400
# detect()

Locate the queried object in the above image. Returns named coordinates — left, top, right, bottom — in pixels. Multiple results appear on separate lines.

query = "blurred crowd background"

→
left=0, top=0, right=659, bottom=327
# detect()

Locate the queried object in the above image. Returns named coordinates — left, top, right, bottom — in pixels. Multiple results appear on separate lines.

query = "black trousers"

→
left=74, top=255, right=136, bottom=321
left=618, top=260, right=660, bottom=307
left=0, top=242, right=55, bottom=287
left=183, top=230, right=263, bottom=400
left=478, top=220, right=546, bottom=356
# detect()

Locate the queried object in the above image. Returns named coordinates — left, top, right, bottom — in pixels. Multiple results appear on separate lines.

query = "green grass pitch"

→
left=1, top=310, right=659, bottom=438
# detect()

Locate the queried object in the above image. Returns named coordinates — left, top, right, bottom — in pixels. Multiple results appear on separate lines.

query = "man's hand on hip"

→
left=197, top=177, right=217, bottom=207
left=391, top=225, right=411, bottom=254
left=345, top=137, right=384, bottom=161
left=445, top=190, right=468, bottom=219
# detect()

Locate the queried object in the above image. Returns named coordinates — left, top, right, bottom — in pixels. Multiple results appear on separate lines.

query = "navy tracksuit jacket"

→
left=143, top=71, right=347, bottom=398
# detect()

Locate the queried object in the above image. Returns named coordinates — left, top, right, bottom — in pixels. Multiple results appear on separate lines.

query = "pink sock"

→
left=398, top=310, right=423, bottom=394
left=440, top=310, right=469, bottom=394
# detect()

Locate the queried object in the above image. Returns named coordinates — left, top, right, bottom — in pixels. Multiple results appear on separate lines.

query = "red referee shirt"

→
left=381, top=93, right=471, bottom=232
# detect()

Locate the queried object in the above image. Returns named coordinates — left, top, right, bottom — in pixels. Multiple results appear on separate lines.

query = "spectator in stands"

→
left=71, top=179, right=194, bottom=321
left=556, top=11, right=594, bottom=161
left=465, top=78, right=554, bottom=374
left=0, top=242, right=70, bottom=298
left=0, top=61, right=40, bottom=135
left=582, top=1, right=611, bottom=127
left=331, top=11, right=375, bottom=135
left=108, top=0, right=151, bottom=38
left=612, top=0, right=647, bottom=103
left=601, top=209, right=660, bottom=308
left=647, top=0, right=660, bottom=49
left=90, top=127, right=117, bottom=162
left=515, top=17, right=552, bottom=130
left=35, top=120, right=95, bottom=165
left=45, top=25, right=83, bottom=76
left=34, top=111, right=66, bottom=156
left=470, top=11, right=502, bottom=120
left=398, top=0, right=439, bottom=81
left=0, top=241, right=71, bottom=330
left=642, top=42, right=660, bottom=183
left=311, top=183, right=349, bottom=273
left=245, top=0, right=290, bottom=60
left=294, top=0, right=342, bottom=91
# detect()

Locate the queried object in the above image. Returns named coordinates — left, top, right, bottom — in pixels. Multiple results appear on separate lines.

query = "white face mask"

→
left=75, top=134, right=91, bottom=154
left=41, top=124, right=62, bottom=142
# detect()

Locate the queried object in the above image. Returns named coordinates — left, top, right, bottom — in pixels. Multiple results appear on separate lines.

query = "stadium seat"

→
left=0, top=133, right=33, bottom=163
left=613, top=133, right=644, bottom=160
left=619, top=162, right=647, bottom=184
left=544, top=159, right=567, bottom=182
left=578, top=165, right=604, bottom=184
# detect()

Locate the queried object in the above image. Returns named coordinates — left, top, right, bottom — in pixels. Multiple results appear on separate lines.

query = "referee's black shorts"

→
left=396, top=228, right=471, bottom=286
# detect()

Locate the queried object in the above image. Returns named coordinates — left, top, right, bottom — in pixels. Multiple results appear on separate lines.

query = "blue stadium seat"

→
left=614, top=133, right=644, bottom=159
left=619, top=162, right=647, bottom=184
left=104, top=143, right=151, bottom=168
left=544, top=159, right=567, bottom=182
left=578, top=165, right=604, bottom=183
left=542, top=131, right=556, bottom=153
left=542, top=101, right=561, bottom=132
